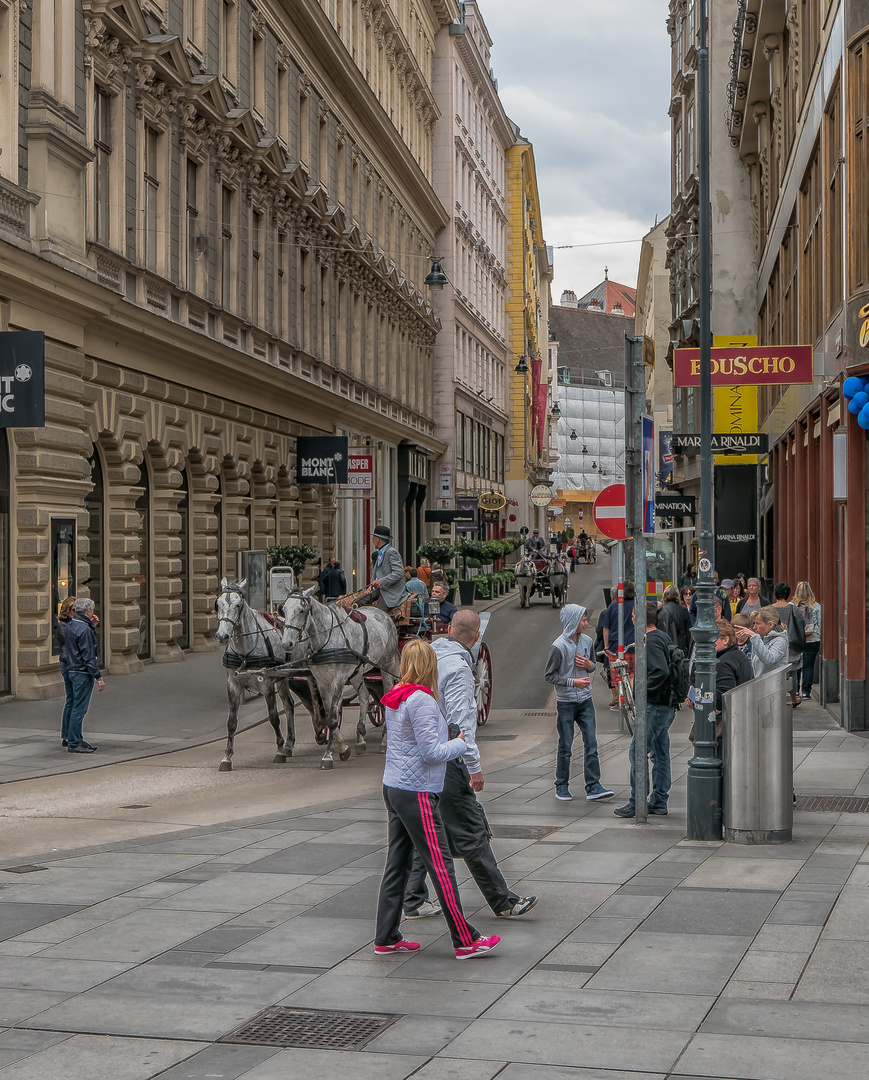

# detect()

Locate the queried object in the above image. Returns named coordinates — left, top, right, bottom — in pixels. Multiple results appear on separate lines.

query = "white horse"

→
left=281, top=586, right=400, bottom=769
left=548, top=555, right=569, bottom=608
left=215, top=579, right=297, bottom=772
left=515, top=553, right=538, bottom=608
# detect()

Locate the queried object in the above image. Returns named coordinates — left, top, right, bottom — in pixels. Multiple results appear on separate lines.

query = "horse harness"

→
left=282, top=588, right=376, bottom=680
left=218, top=585, right=284, bottom=672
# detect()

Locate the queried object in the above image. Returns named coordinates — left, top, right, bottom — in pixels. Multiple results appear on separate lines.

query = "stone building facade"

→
left=0, top=0, right=458, bottom=699
left=428, top=2, right=512, bottom=536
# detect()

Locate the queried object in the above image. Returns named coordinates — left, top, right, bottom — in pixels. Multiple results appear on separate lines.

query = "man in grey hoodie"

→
left=403, top=610, right=538, bottom=920
left=546, top=604, right=615, bottom=802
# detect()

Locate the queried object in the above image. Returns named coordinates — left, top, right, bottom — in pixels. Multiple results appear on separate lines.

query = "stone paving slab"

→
left=676, top=1031, right=869, bottom=1080
left=0, top=1034, right=201, bottom=1080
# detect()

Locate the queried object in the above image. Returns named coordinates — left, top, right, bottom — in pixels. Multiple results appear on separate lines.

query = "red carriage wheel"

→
left=474, top=641, right=493, bottom=725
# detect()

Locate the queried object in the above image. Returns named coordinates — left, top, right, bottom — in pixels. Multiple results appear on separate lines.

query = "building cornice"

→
left=448, top=24, right=514, bottom=150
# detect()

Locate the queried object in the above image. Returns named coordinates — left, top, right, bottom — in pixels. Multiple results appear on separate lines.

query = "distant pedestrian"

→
left=659, top=584, right=691, bottom=655
left=793, top=582, right=821, bottom=699
left=318, top=557, right=346, bottom=601
left=730, top=613, right=754, bottom=662
left=568, top=544, right=577, bottom=572
left=679, top=563, right=697, bottom=588
left=615, top=602, right=677, bottom=818
left=546, top=604, right=614, bottom=803
left=404, top=566, right=428, bottom=599
left=772, top=583, right=806, bottom=706
left=735, top=577, right=769, bottom=617
left=417, top=559, right=432, bottom=588
left=64, top=598, right=105, bottom=753
left=374, top=638, right=500, bottom=960
left=54, top=596, right=76, bottom=748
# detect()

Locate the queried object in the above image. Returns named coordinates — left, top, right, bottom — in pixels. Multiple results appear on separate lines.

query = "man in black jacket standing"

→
left=614, top=603, right=677, bottom=818
left=64, top=597, right=105, bottom=753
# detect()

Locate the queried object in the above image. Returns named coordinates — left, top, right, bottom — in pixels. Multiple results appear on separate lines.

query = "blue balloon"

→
left=844, top=376, right=865, bottom=399
left=853, top=392, right=869, bottom=412
left=859, top=405, right=869, bottom=429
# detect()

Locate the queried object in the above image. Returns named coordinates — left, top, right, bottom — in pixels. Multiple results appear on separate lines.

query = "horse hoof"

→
left=218, top=761, right=232, bottom=772
left=339, top=747, right=352, bottom=762
left=320, top=759, right=334, bottom=770
left=273, top=754, right=287, bottom=764
left=355, top=742, right=367, bottom=756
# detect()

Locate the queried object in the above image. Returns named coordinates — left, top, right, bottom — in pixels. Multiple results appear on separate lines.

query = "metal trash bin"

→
left=723, top=666, right=792, bottom=844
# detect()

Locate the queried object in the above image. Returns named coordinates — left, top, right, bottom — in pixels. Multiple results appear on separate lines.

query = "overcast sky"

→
left=482, top=0, right=672, bottom=300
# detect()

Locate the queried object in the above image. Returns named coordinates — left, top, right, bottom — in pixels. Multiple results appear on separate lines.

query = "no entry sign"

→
left=593, top=484, right=627, bottom=541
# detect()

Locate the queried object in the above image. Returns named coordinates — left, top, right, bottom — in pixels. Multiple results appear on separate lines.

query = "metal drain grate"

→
left=489, top=824, right=561, bottom=840
left=219, top=1006, right=403, bottom=1050
left=795, top=795, right=869, bottom=813
left=119, top=804, right=150, bottom=809
left=522, top=711, right=550, bottom=717
left=477, top=734, right=517, bottom=741
left=1, top=864, right=48, bottom=874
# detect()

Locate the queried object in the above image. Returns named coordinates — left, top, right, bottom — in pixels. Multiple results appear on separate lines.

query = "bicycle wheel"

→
left=620, top=676, right=635, bottom=735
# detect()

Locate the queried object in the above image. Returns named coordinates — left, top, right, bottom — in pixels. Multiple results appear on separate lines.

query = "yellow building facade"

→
left=504, top=135, right=552, bottom=529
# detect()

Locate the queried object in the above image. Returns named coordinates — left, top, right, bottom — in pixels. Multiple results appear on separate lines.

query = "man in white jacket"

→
left=403, top=610, right=538, bottom=920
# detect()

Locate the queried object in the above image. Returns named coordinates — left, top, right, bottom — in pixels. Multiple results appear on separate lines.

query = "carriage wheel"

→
left=367, top=699, right=386, bottom=727
left=474, top=642, right=493, bottom=725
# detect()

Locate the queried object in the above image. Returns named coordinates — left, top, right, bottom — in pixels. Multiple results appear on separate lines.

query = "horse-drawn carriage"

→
left=514, top=552, right=568, bottom=608
left=214, top=577, right=492, bottom=772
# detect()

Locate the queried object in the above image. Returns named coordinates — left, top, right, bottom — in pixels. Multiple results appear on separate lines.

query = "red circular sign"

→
left=593, top=484, right=627, bottom=541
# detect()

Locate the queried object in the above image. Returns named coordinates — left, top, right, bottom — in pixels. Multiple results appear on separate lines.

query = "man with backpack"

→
left=614, top=602, right=686, bottom=818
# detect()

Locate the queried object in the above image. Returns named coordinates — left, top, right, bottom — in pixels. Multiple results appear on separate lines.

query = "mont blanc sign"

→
left=672, top=433, right=769, bottom=455
left=673, top=345, right=813, bottom=387
left=0, top=331, right=45, bottom=428
left=296, top=436, right=349, bottom=484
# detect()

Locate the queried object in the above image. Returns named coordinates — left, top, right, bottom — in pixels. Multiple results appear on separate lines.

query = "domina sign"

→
left=673, top=345, right=813, bottom=387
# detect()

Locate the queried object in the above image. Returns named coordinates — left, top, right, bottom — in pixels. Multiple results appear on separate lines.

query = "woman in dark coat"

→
left=658, top=585, right=691, bottom=655
left=715, top=619, right=754, bottom=713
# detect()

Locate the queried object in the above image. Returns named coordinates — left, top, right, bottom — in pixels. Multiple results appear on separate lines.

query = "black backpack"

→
left=667, top=645, right=690, bottom=708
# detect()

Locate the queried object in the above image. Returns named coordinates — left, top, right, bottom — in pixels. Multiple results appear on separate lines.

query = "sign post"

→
left=626, top=336, right=648, bottom=823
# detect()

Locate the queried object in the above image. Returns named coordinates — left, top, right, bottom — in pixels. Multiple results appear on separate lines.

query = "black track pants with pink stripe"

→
left=376, top=785, right=480, bottom=949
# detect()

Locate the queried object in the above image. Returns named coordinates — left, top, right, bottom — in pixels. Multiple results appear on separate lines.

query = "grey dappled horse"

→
left=548, top=555, right=569, bottom=608
left=515, top=553, right=538, bottom=608
left=281, top=585, right=400, bottom=769
left=215, top=579, right=297, bottom=772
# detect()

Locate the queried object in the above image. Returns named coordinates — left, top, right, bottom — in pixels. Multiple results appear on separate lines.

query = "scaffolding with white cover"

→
left=551, top=384, right=626, bottom=492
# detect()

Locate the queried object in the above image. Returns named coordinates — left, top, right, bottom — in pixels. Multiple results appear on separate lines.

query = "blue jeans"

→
left=67, top=672, right=95, bottom=748
left=629, top=702, right=676, bottom=809
left=59, top=661, right=74, bottom=741
left=801, top=642, right=820, bottom=695
left=555, top=699, right=601, bottom=793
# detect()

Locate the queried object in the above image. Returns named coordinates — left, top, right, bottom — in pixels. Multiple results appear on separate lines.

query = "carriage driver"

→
left=526, top=528, right=546, bottom=555
left=368, top=525, right=407, bottom=612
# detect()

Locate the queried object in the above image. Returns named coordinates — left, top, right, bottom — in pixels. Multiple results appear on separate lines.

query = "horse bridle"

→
left=281, top=588, right=327, bottom=651
left=216, top=585, right=246, bottom=634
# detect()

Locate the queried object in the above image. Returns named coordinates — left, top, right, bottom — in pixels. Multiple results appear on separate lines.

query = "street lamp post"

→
left=686, top=0, right=722, bottom=840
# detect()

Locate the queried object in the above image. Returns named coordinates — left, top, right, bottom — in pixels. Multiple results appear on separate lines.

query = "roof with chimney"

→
left=549, top=303, right=628, bottom=388
left=560, top=271, right=637, bottom=319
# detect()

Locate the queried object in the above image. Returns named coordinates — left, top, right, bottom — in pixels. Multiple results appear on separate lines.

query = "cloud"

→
left=480, top=0, right=673, bottom=296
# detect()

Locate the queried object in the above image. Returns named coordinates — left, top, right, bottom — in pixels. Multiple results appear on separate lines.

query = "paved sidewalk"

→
left=0, top=591, right=516, bottom=786
left=2, top=698, right=869, bottom=1078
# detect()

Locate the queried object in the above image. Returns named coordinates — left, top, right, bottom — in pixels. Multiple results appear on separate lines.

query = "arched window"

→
left=84, top=453, right=105, bottom=663
left=177, top=469, right=190, bottom=649
left=0, top=431, right=10, bottom=694
left=135, top=461, right=151, bottom=659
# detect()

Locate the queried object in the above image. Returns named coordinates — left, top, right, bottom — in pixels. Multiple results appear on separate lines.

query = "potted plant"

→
left=475, top=575, right=491, bottom=600
left=416, top=539, right=455, bottom=568
left=266, top=543, right=318, bottom=580
left=457, top=578, right=477, bottom=606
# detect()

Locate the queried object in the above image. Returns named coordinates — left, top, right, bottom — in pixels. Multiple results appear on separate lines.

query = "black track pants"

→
left=404, top=758, right=519, bottom=915
left=375, top=785, right=479, bottom=949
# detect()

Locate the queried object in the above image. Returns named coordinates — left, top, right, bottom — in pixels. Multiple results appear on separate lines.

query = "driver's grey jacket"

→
left=432, top=637, right=481, bottom=775
left=371, top=543, right=406, bottom=607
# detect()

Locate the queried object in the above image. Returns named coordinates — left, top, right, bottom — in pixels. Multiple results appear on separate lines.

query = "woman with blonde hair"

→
left=793, top=581, right=821, bottom=699
left=374, top=638, right=500, bottom=961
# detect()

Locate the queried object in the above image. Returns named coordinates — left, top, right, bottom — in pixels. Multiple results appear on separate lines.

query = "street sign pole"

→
left=687, top=0, right=722, bottom=841
left=626, top=335, right=648, bottom=823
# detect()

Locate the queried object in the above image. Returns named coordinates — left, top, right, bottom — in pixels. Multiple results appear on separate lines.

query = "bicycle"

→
left=609, top=656, right=635, bottom=736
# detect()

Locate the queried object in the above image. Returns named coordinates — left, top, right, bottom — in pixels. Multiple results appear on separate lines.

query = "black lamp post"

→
left=515, top=355, right=529, bottom=374
left=686, top=0, right=722, bottom=840
left=423, top=257, right=448, bottom=292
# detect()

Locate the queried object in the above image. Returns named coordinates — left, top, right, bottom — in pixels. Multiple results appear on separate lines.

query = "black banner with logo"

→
left=714, top=464, right=758, bottom=580
left=296, top=436, right=349, bottom=484
left=0, top=331, right=45, bottom=428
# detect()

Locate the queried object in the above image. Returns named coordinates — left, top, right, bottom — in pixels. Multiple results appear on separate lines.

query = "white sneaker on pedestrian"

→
left=403, top=900, right=442, bottom=919
left=498, top=896, right=539, bottom=917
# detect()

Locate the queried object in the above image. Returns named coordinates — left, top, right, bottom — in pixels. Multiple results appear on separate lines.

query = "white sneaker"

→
left=404, top=900, right=442, bottom=919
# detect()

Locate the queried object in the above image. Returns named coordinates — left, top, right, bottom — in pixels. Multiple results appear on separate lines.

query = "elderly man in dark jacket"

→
left=615, top=602, right=677, bottom=819
left=64, top=597, right=105, bottom=753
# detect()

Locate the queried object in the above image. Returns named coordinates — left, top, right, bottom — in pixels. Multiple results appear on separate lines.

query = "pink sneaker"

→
left=455, top=934, right=501, bottom=960
left=374, top=939, right=420, bottom=955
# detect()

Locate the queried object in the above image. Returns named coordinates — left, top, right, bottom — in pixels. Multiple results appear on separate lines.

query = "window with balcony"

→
left=143, top=126, right=160, bottom=272
left=93, top=86, right=112, bottom=247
